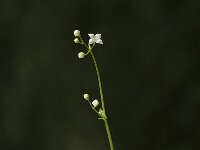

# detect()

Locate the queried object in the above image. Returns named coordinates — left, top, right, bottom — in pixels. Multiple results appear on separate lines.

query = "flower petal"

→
left=95, top=34, right=101, bottom=39
left=89, top=39, right=95, bottom=44
left=96, top=39, right=103, bottom=44
left=88, top=34, right=95, bottom=38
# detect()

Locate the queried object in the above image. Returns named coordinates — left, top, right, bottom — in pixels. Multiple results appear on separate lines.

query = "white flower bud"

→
left=78, top=52, right=85, bottom=58
left=92, top=99, right=99, bottom=108
left=83, top=94, right=89, bottom=100
left=74, top=30, right=80, bottom=37
left=74, top=38, right=79, bottom=43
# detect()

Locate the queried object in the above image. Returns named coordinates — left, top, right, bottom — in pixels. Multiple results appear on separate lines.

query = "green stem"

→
left=105, top=120, right=115, bottom=150
left=89, top=50, right=105, bottom=111
left=78, top=37, right=115, bottom=150
left=89, top=48, right=114, bottom=150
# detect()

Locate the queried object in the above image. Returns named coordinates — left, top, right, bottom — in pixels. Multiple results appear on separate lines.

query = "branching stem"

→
left=79, top=36, right=115, bottom=150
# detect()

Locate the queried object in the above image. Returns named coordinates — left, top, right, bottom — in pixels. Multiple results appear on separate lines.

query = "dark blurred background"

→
left=1, top=0, right=200, bottom=150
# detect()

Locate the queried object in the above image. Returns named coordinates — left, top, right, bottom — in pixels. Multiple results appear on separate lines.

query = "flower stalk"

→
left=89, top=46, right=114, bottom=150
left=74, top=30, right=115, bottom=150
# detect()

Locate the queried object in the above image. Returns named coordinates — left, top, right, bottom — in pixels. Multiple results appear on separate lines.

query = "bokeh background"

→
left=1, top=0, right=200, bottom=150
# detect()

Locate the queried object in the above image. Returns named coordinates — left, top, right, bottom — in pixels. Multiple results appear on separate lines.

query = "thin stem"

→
left=79, top=36, right=89, bottom=49
left=80, top=39, right=105, bottom=110
left=105, top=120, right=115, bottom=150
left=78, top=37, right=114, bottom=150
left=89, top=48, right=114, bottom=150
left=89, top=49, right=105, bottom=111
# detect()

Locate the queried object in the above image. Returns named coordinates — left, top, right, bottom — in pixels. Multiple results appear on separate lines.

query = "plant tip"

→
left=84, top=94, right=89, bottom=100
left=74, top=30, right=80, bottom=37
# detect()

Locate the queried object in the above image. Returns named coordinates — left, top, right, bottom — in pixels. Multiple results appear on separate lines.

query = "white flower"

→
left=74, top=30, right=80, bottom=37
left=83, top=94, right=89, bottom=100
left=92, top=99, right=99, bottom=107
left=88, top=34, right=103, bottom=45
left=78, top=52, right=85, bottom=58
left=74, top=38, right=79, bottom=43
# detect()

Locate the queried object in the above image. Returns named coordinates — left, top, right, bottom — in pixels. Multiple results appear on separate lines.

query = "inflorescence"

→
left=73, top=30, right=106, bottom=120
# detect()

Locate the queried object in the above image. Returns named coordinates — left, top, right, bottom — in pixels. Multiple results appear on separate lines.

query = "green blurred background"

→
left=1, top=0, right=200, bottom=150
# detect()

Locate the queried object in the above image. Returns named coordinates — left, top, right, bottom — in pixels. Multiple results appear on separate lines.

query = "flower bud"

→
left=83, top=94, right=89, bottom=100
left=78, top=52, right=85, bottom=58
left=74, top=30, right=80, bottom=37
left=74, top=38, right=79, bottom=43
left=92, top=99, right=99, bottom=108
left=99, top=108, right=103, bottom=115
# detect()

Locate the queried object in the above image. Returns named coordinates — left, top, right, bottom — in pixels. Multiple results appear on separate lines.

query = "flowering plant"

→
left=73, top=30, right=115, bottom=150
